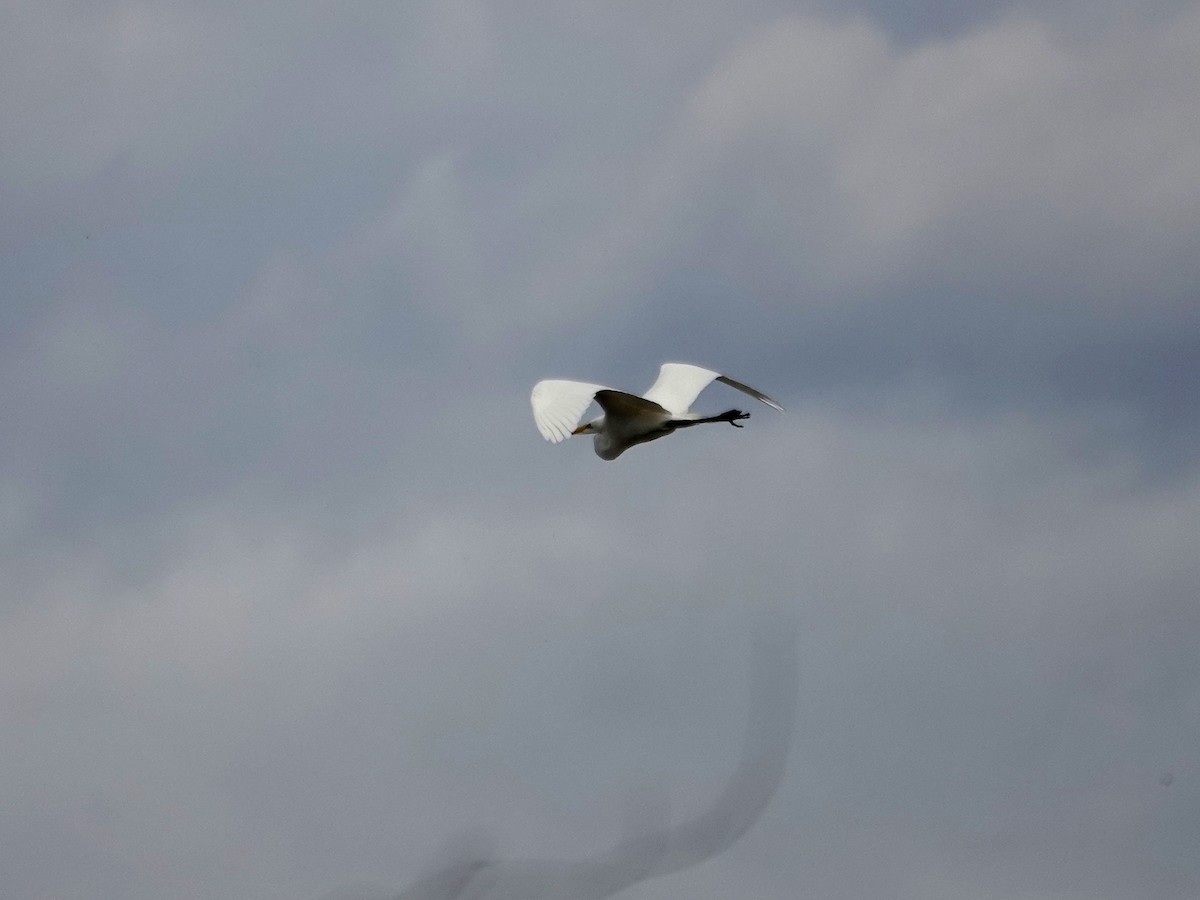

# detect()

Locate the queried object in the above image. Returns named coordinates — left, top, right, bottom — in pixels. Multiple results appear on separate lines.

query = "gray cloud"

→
left=329, top=612, right=798, bottom=900
left=2, top=2, right=1198, bottom=898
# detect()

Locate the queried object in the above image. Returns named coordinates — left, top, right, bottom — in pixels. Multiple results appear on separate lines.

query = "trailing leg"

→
left=671, top=409, right=751, bottom=429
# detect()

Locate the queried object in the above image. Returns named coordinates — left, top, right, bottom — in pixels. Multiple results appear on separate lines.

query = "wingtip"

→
left=715, top=373, right=785, bottom=412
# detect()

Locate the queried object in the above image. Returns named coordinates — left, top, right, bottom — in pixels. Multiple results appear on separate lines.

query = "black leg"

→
left=670, top=409, right=750, bottom=429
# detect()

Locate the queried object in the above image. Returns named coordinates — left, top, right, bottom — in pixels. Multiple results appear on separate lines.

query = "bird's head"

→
left=572, top=419, right=601, bottom=436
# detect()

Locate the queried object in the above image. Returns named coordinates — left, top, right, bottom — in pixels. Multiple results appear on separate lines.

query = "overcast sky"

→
left=3, top=2, right=1199, bottom=898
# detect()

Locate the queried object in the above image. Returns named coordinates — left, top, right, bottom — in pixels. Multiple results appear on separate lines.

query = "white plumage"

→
left=531, top=362, right=782, bottom=460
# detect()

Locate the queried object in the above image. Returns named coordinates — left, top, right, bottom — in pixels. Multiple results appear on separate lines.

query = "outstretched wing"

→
left=530, top=379, right=609, bottom=442
left=642, top=362, right=784, bottom=414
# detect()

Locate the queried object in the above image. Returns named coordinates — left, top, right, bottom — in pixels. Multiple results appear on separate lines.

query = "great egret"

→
left=531, top=362, right=783, bottom=460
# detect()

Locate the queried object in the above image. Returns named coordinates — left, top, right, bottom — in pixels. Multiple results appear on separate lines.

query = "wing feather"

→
left=640, top=363, right=720, bottom=414
left=716, top=374, right=785, bottom=412
left=530, top=379, right=609, bottom=442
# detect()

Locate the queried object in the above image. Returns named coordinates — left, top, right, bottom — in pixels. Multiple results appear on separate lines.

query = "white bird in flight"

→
left=531, top=362, right=783, bottom=460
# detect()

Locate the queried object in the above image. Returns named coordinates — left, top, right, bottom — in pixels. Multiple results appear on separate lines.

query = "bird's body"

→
left=531, top=362, right=783, bottom=460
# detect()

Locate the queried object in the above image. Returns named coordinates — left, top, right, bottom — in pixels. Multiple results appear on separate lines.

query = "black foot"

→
left=723, top=409, right=750, bottom=428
